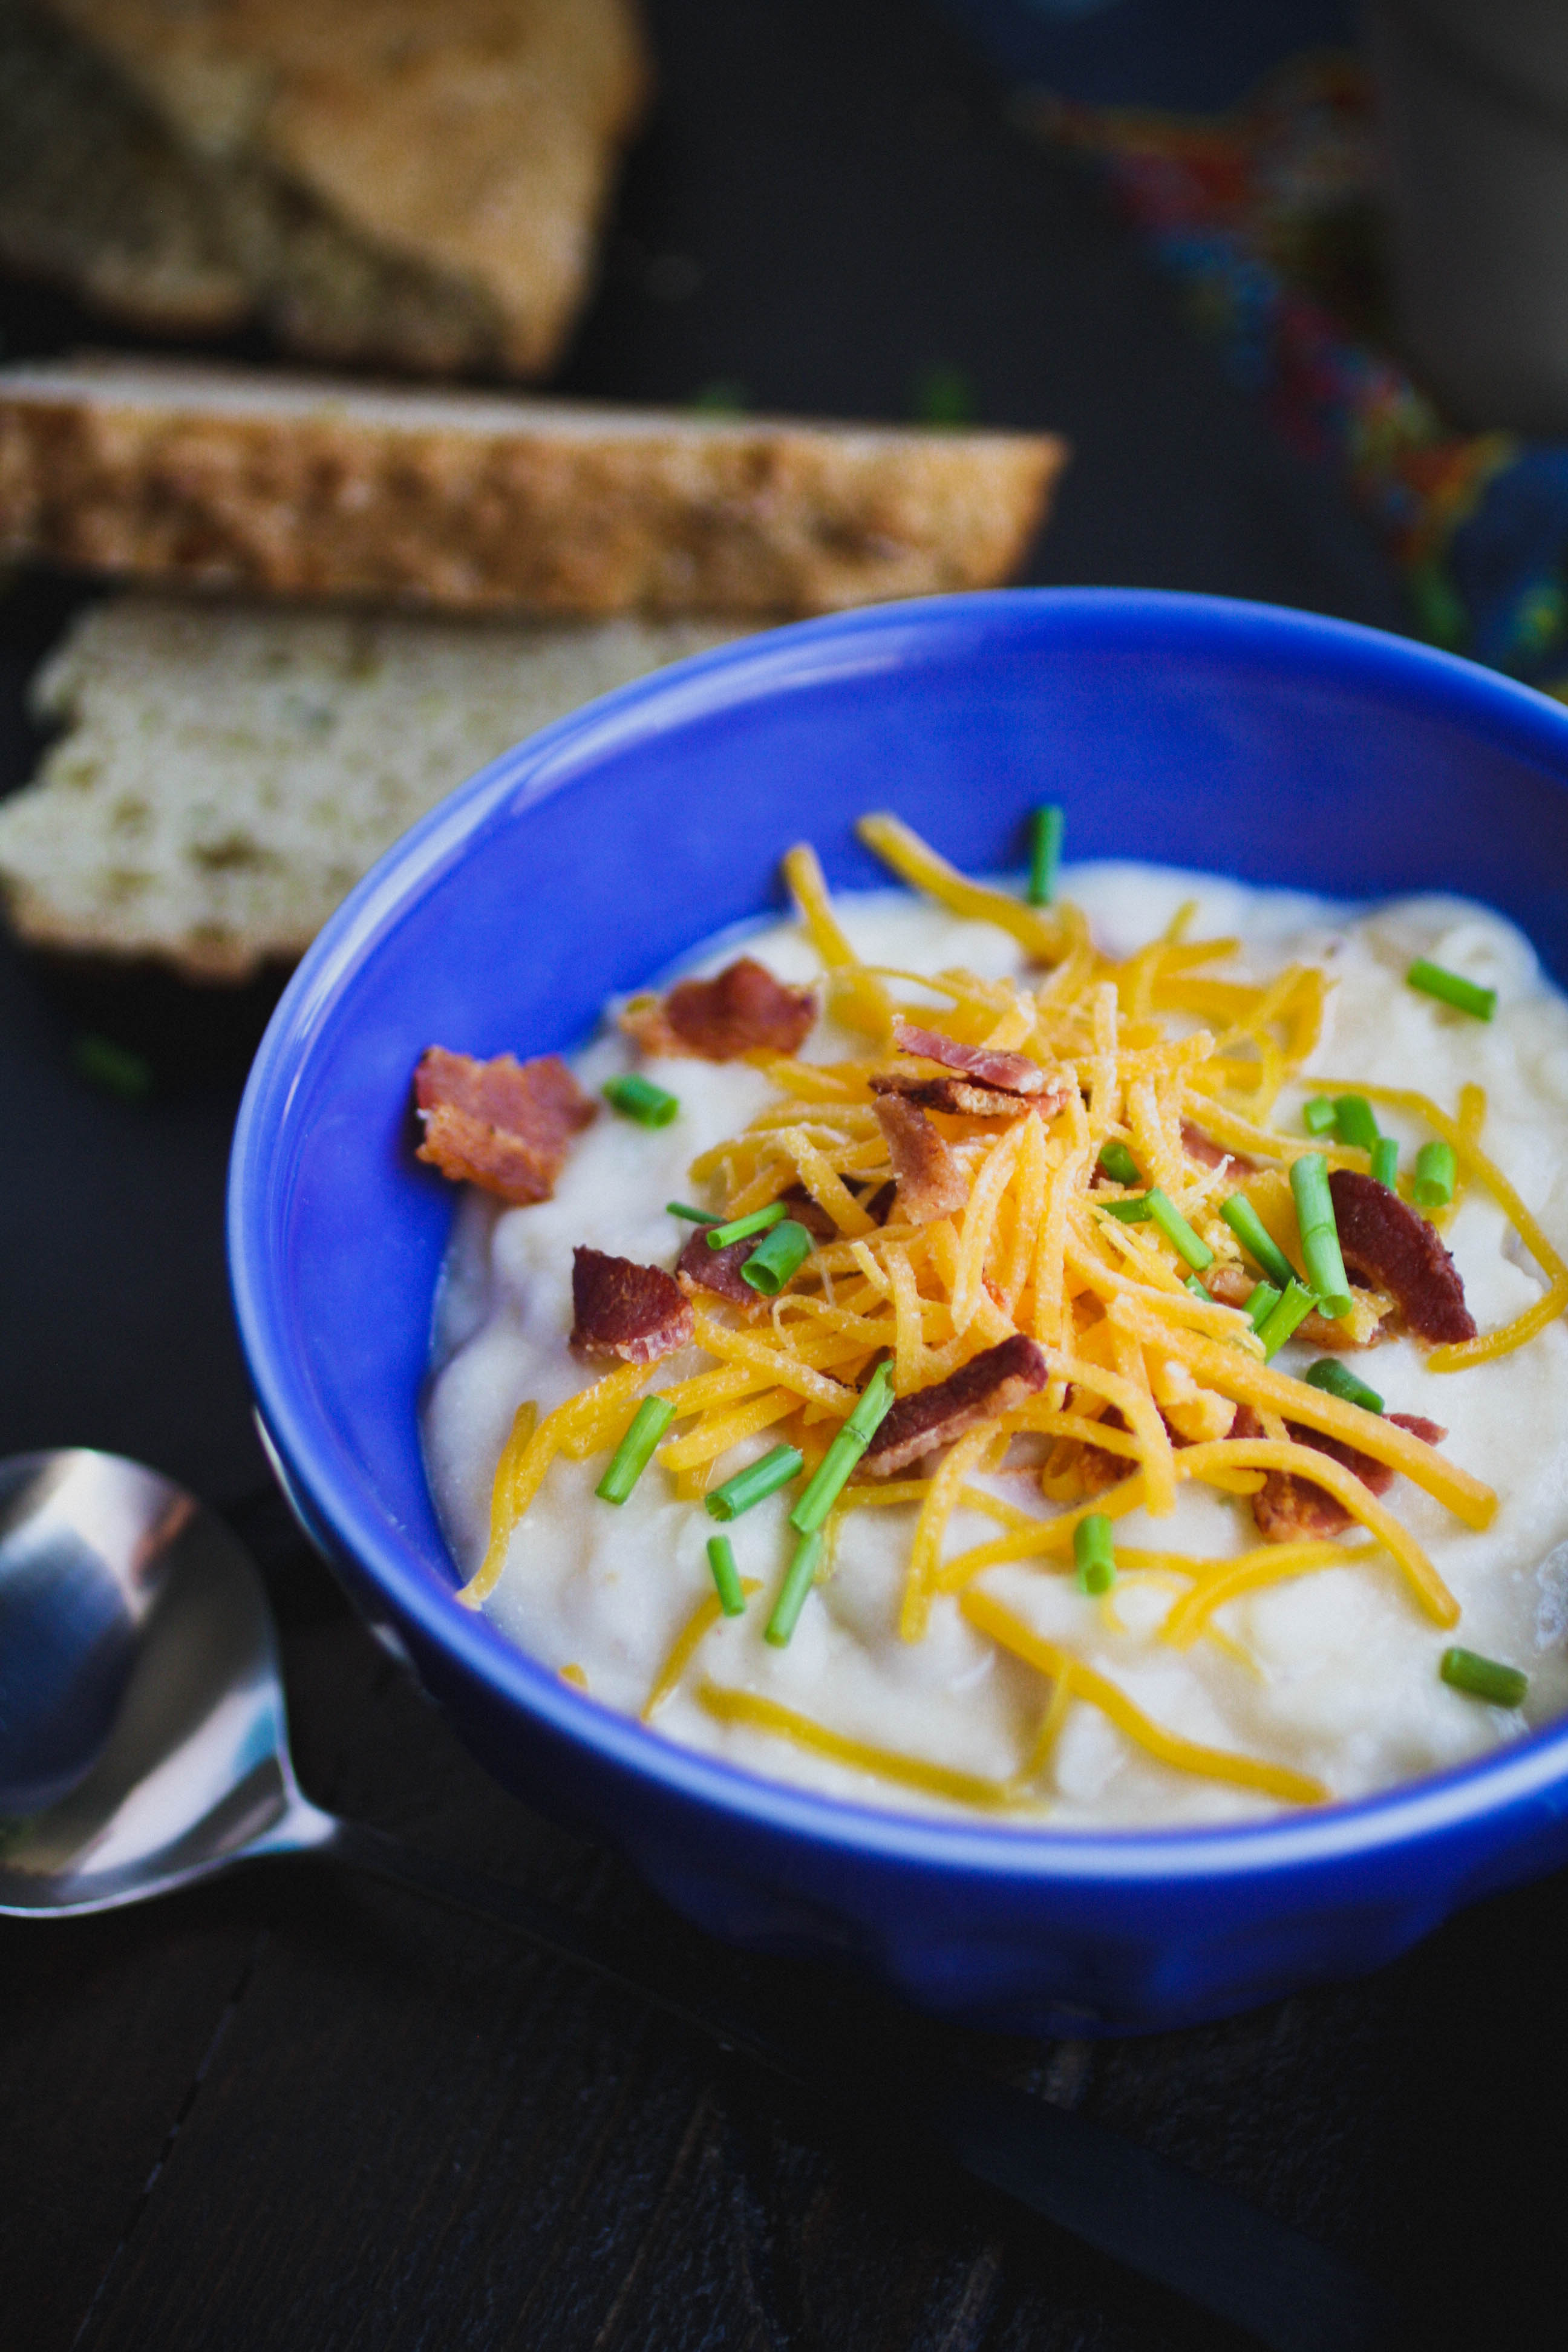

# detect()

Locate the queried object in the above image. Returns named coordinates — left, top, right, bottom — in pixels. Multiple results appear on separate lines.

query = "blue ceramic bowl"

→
left=229, top=589, right=1568, bottom=2036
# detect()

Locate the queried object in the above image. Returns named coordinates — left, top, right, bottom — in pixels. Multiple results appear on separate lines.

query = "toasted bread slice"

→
left=0, top=354, right=1068, bottom=615
left=1, top=0, right=650, bottom=374
left=0, top=594, right=746, bottom=979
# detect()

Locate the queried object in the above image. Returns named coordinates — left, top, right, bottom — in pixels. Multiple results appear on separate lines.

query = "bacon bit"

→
left=1181, top=1120, right=1254, bottom=1175
left=1252, top=1411, right=1447, bottom=1543
left=860, top=1178, right=899, bottom=1226
left=1207, top=1266, right=1259, bottom=1313
left=1328, top=1169, right=1477, bottom=1345
left=414, top=1047, right=595, bottom=1205
left=870, top=1069, right=1071, bottom=1120
left=872, top=1092, right=969, bottom=1225
left=780, top=1184, right=839, bottom=1241
left=571, top=1247, right=694, bottom=1364
left=621, top=958, right=815, bottom=1062
left=893, top=1019, right=1049, bottom=1097
left=861, top=1335, right=1051, bottom=1477
left=675, top=1227, right=764, bottom=1314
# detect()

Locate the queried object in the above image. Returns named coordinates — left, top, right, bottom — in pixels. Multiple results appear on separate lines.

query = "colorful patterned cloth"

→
left=1025, top=54, right=1568, bottom=688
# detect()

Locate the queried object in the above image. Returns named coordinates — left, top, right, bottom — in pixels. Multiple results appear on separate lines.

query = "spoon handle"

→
left=315, top=1815, right=1388, bottom=2352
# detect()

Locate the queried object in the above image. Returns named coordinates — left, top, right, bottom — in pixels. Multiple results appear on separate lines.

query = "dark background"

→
left=1, top=4, right=1557, bottom=2347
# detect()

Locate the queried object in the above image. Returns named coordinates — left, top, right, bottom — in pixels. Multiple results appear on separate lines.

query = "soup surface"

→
left=421, top=844, right=1568, bottom=1824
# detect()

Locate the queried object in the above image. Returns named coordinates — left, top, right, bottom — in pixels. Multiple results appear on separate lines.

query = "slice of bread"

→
left=0, top=0, right=650, bottom=376
left=0, top=354, right=1068, bottom=615
left=0, top=594, right=746, bottom=979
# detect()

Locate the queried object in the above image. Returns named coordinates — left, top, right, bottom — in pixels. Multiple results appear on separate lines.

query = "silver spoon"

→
left=0, top=1446, right=1383, bottom=2352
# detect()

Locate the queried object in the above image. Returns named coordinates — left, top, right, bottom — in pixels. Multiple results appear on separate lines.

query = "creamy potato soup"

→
left=419, top=818, right=1568, bottom=1825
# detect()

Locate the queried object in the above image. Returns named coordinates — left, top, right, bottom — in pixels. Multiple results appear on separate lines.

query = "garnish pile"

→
left=413, top=812, right=1566, bottom=1813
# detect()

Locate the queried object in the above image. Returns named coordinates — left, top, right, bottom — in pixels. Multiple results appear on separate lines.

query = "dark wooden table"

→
left=2, top=5, right=1561, bottom=2347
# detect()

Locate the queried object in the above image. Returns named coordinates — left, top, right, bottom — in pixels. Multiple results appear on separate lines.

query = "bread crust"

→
left=0, top=359, right=1069, bottom=615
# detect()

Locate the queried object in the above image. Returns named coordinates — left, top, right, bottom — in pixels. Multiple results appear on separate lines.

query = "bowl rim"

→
left=230, top=584, right=1568, bottom=1886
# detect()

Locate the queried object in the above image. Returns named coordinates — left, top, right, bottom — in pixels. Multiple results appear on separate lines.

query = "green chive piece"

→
left=705, top=1444, right=804, bottom=1522
left=707, top=1201, right=788, bottom=1249
left=1143, top=1187, right=1214, bottom=1273
left=1219, top=1194, right=1296, bottom=1292
left=604, top=1074, right=680, bottom=1127
left=740, top=1219, right=814, bottom=1296
left=72, top=1033, right=153, bottom=1100
left=1074, top=1512, right=1116, bottom=1595
left=595, top=1397, right=675, bottom=1503
left=1333, top=1094, right=1380, bottom=1154
left=789, top=1362, right=896, bottom=1534
left=707, top=1535, right=747, bottom=1616
left=1414, top=1140, right=1457, bottom=1207
left=1027, top=804, right=1065, bottom=906
left=1185, top=1275, right=1212, bottom=1302
left=1370, top=1137, right=1399, bottom=1191
left=1440, top=1647, right=1528, bottom=1708
left=1243, top=1281, right=1282, bottom=1331
left=1290, top=1153, right=1352, bottom=1319
left=1257, top=1279, right=1317, bottom=1361
left=1097, top=1139, right=1140, bottom=1187
left=668, top=1201, right=717, bottom=1224
left=766, top=1529, right=825, bottom=1647
left=1100, top=1196, right=1153, bottom=1224
left=1304, top=1357, right=1384, bottom=1414
left=1407, top=958, right=1497, bottom=1022
left=1302, top=1095, right=1337, bottom=1137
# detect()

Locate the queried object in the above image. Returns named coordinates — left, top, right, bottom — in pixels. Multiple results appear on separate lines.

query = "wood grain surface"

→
left=1, top=5, right=1560, bottom=2348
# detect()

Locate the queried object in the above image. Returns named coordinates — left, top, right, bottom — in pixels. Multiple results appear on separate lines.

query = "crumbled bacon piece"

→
left=1181, top=1121, right=1254, bottom=1175
left=861, top=1335, right=1050, bottom=1477
left=780, top=1185, right=839, bottom=1240
left=675, top=1227, right=763, bottom=1313
left=571, top=1248, right=694, bottom=1364
left=621, top=958, right=816, bottom=1061
left=872, top=1092, right=969, bottom=1225
left=1251, top=1411, right=1446, bottom=1543
left=893, top=1019, right=1050, bottom=1097
left=414, top=1047, right=595, bottom=1205
left=870, top=1069, right=1071, bottom=1120
left=1328, top=1170, right=1476, bottom=1345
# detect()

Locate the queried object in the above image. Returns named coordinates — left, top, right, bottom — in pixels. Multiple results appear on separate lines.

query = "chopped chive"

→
left=1407, top=958, right=1496, bottom=1021
left=705, top=1444, right=804, bottom=1521
left=1414, top=1140, right=1457, bottom=1207
left=789, top=1362, right=895, bottom=1534
left=1290, top=1153, right=1351, bottom=1319
left=1027, top=803, right=1064, bottom=906
left=1302, top=1095, right=1337, bottom=1137
left=1219, top=1194, right=1296, bottom=1292
left=595, top=1397, right=675, bottom=1503
left=707, top=1535, right=747, bottom=1616
left=741, top=1219, right=814, bottom=1296
left=1185, top=1275, right=1212, bottom=1302
left=1370, top=1136, right=1399, bottom=1191
left=1256, top=1278, right=1317, bottom=1360
left=707, top=1201, right=788, bottom=1249
left=766, top=1529, right=825, bottom=1646
left=1100, top=1196, right=1152, bottom=1224
left=1243, top=1281, right=1281, bottom=1330
left=1097, top=1139, right=1140, bottom=1187
left=1304, top=1357, right=1384, bottom=1414
left=1143, top=1187, right=1214, bottom=1273
left=1440, top=1647, right=1528, bottom=1708
left=604, top=1073, right=679, bottom=1127
left=73, top=1032, right=153, bottom=1100
left=1074, top=1512, right=1116, bottom=1595
left=1333, top=1094, right=1380, bottom=1154
left=668, top=1201, right=717, bottom=1223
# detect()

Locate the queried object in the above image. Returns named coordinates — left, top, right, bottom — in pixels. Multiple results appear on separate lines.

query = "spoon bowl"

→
left=0, top=1449, right=328, bottom=1913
